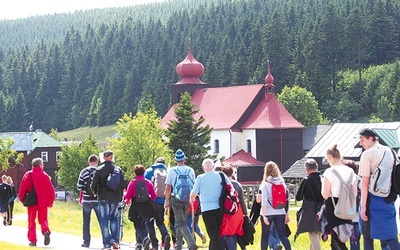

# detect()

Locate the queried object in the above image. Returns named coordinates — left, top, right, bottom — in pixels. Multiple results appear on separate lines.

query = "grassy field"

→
left=57, top=125, right=116, bottom=145
left=3, top=201, right=339, bottom=249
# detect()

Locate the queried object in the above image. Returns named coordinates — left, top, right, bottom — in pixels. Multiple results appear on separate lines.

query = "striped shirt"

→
left=77, top=166, right=98, bottom=204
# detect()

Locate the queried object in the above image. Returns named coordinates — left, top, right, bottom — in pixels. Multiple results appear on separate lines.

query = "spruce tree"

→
left=166, top=92, right=214, bottom=174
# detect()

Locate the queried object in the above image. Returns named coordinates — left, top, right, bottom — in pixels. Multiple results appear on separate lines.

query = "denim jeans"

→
left=170, top=197, right=196, bottom=249
left=221, top=235, right=237, bottom=250
left=261, top=214, right=291, bottom=250
left=364, top=236, right=395, bottom=250
left=98, top=200, right=120, bottom=248
left=268, top=222, right=280, bottom=249
left=82, top=202, right=100, bottom=246
left=187, top=214, right=204, bottom=239
left=146, top=202, right=169, bottom=248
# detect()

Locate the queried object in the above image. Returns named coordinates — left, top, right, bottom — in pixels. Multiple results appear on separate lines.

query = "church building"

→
left=161, top=49, right=304, bottom=176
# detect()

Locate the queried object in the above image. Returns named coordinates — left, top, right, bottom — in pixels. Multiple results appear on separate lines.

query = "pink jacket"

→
left=124, top=175, right=156, bottom=202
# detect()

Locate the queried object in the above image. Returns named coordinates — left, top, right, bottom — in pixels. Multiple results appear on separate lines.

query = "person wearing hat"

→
left=164, top=149, right=198, bottom=250
left=358, top=128, right=400, bottom=250
left=91, top=150, right=126, bottom=249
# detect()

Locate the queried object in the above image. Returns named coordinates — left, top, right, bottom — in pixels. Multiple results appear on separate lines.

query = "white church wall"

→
left=209, top=129, right=256, bottom=159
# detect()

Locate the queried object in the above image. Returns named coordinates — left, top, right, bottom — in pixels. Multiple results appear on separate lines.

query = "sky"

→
left=0, top=0, right=166, bottom=20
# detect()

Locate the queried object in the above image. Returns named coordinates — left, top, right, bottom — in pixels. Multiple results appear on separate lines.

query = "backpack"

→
left=107, top=166, right=121, bottom=190
left=219, top=172, right=240, bottom=215
left=330, top=169, right=356, bottom=220
left=84, top=167, right=96, bottom=198
left=368, top=147, right=393, bottom=197
left=266, top=180, right=287, bottom=209
left=135, top=180, right=150, bottom=203
left=385, top=149, right=400, bottom=203
left=173, top=168, right=194, bottom=203
left=152, top=168, right=167, bottom=198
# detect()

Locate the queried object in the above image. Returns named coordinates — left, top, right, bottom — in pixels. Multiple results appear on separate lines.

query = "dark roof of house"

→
left=303, top=125, right=332, bottom=151
left=0, top=132, right=33, bottom=151
left=223, top=149, right=265, bottom=166
left=281, top=157, right=308, bottom=179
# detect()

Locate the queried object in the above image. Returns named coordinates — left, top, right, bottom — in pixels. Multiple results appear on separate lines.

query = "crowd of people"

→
left=11, top=127, right=400, bottom=249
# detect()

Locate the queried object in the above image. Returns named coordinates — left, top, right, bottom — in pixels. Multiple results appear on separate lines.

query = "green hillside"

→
left=58, top=125, right=115, bottom=145
left=1, top=0, right=400, bottom=133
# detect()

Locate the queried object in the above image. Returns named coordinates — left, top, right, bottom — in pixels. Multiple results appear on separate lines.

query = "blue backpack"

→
left=107, top=166, right=121, bottom=190
left=173, top=168, right=194, bottom=203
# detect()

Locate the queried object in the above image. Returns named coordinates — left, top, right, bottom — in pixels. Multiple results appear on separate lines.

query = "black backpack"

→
left=84, top=167, right=96, bottom=198
left=135, top=180, right=149, bottom=203
left=385, top=149, right=400, bottom=203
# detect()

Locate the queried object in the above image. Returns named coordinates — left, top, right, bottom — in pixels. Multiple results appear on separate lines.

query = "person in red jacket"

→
left=18, top=157, right=56, bottom=247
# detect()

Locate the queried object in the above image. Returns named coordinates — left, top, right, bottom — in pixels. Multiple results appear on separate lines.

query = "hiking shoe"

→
left=111, top=242, right=120, bottom=249
left=44, top=231, right=50, bottom=246
left=163, top=234, right=171, bottom=250
left=29, top=242, right=36, bottom=247
left=143, top=238, right=151, bottom=250
left=201, top=234, right=206, bottom=244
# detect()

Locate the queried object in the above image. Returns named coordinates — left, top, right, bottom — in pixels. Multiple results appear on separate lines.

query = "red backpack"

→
left=266, top=181, right=287, bottom=209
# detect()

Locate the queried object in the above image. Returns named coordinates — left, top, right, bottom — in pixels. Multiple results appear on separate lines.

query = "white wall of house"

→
left=209, top=129, right=257, bottom=159
left=209, top=130, right=230, bottom=158
left=240, top=129, right=256, bottom=156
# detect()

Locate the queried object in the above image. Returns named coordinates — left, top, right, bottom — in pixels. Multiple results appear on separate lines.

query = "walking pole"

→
left=191, top=203, right=195, bottom=237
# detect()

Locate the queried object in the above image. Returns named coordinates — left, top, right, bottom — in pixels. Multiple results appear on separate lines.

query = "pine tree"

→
left=166, top=92, right=214, bottom=174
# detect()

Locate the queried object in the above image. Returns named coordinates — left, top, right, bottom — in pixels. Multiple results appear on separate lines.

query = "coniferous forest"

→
left=1, top=0, right=400, bottom=133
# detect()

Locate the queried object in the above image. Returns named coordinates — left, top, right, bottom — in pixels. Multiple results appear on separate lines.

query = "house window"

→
left=41, top=151, right=48, bottom=162
left=56, top=151, right=62, bottom=162
left=214, top=139, right=220, bottom=154
left=246, top=139, right=251, bottom=153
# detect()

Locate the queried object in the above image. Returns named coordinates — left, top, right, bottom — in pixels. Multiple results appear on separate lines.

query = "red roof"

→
left=240, top=94, right=304, bottom=129
left=161, top=84, right=264, bottom=129
left=223, top=149, right=265, bottom=166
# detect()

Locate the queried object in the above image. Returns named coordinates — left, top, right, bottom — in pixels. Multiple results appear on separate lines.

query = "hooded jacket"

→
left=260, top=176, right=287, bottom=216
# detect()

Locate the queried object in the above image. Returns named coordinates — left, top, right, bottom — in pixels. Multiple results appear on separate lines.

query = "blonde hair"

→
left=2, top=175, right=8, bottom=182
left=326, top=144, right=341, bottom=160
left=263, top=161, right=282, bottom=181
left=6, top=176, right=13, bottom=184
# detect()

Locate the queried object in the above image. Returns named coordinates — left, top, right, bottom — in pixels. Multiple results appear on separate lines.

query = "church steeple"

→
left=171, top=48, right=209, bottom=105
left=264, top=61, right=275, bottom=100
left=175, top=48, right=205, bottom=84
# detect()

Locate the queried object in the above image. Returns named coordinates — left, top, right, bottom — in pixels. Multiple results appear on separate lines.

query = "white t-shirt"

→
left=322, top=164, right=356, bottom=198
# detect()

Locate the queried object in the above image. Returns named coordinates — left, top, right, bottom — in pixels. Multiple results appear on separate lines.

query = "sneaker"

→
left=163, top=234, right=171, bottom=250
left=44, top=231, right=50, bottom=246
left=28, top=242, right=36, bottom=247
left=111, top=242, right=120, bottom=249
left=81, top=243, right=89, bottom=248
left=143, top=238, right=151, bottom=250
left=135, top=243, right=143, bottom=250
left=275, top=246, right=283, bottom=250
left=201, top=234, right=206, bottom=244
